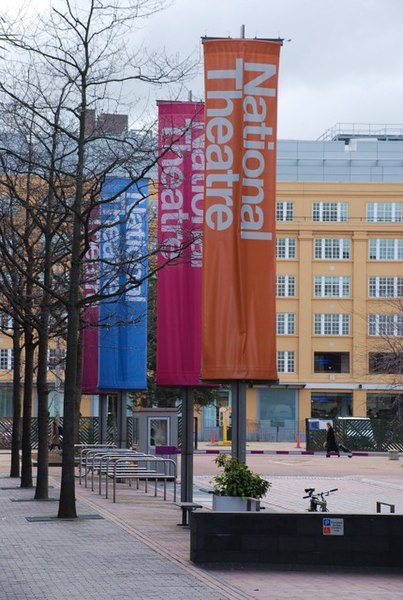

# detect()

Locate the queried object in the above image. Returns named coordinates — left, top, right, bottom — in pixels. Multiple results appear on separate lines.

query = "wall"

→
left=191, top=512, right=403, bottom=570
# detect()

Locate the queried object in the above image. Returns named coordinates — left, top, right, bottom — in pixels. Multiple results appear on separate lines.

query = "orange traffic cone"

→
left=296, top=434, right=301, bottom=449
left=210, top=431, right=216, bottom=444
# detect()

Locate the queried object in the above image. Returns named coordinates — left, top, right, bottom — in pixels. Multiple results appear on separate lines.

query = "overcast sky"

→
left=11, top=0, right=403, bottom=141
left=141, top=0, right=403, bottom=140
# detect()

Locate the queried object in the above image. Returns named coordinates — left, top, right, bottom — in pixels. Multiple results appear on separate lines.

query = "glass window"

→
left=258, top=388, right=296, bottom=425
left=369, top=353, right=403, bottom=374
left=148, top=417, right=169, bottom=453
left=0, top=349, right=13, bottom=370
left=314, top=352, right=350, bottom=373
left=276, top=313, right=295, bottom=335
left=276, top=237, right=296, bottom=259
left=0, top=313, right=12, bottom=331
left=368, top=276, right=403, bottom=298
left=277, top=351, right=295, bottom=373
left=276, top=275, right=296, bottom=297
left=0, top=388, right=13, bottom=417
left=276, top=202, right=294, bottom=222
left=366, top=202, right=402, bottom=223
left=314, top=314, right=350, bottom=335
left=311, top=392, right=352, bottom=419
left=367, top=393, right=403, bottom=419
left=368, top=314, right=403, bottom=336
left=312, top=202, right=348, bottom=222
left=314, top=238, right=351, bottom=260
left=314, top=276, right=350, bottom=297
left=48, top=348, right=66, bottom=369
left=369, top=239, right=403, bottom=260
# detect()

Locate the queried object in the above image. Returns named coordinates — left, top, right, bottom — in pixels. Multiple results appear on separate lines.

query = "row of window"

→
left=277, top=351, right=402, bottom=374
left=311, top=393, right=403, bottom=420
left=276, top=201, right=403, bottom=223
left=276, top=313, right=403, bottom=336
left=277, top=351, right=348, bottom=373
left=276, top=237, right=403, bottom=261
left=0, top=349, right=65, bottom=370
left=276, top=275, right=403, bottom=298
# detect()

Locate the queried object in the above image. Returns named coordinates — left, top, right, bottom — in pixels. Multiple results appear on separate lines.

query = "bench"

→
left=176, top=502, right=203, bottom=526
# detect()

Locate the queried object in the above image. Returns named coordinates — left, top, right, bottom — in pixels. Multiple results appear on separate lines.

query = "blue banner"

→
left=98, top=177, right=148, bottom=390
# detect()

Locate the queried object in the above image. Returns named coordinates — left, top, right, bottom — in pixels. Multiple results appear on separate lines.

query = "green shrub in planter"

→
left=211, top=453, right=271, bottom=499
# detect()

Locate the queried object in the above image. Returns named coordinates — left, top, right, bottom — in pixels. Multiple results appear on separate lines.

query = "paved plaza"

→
left=1, top=445, right=403, bottom=599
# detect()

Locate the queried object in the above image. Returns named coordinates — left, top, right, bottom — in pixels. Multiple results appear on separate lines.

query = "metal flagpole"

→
left=181, top=386, right=194, bottom=502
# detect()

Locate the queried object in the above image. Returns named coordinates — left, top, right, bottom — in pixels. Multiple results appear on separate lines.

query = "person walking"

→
left=325, top=422, right=340, bottom=457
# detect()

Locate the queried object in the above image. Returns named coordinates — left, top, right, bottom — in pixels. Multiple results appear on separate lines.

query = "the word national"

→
left=205, top=58, right=276, bottom=241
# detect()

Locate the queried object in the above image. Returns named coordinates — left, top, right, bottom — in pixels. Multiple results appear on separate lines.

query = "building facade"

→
left=244, top=128, right=403, bottom=442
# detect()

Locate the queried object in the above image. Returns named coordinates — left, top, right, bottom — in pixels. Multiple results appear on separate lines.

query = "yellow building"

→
left=236, top=127, right=403, bottom=443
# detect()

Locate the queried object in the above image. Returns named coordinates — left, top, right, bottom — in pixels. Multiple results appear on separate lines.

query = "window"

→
left=366, top=202, right=402, bottom=223
left=368, top=277, right=403, bottom=298
left=276, top=202, right=294, bottom=222
left=48, top=348, right=66, bottom=369
left=258, top=388, right=296, bottom=424
left=0, top=313, right=12, bottom=331
left=312, top=202, right=347, bottom=222
left=277, top=351, right=295, bottom=373
left=314, top=314, right=350, bottom=335
left=314, top=276, right=350, bottom=297
left=314, top=238, right=351, bottom=260
left=276, top=313, right=295, bottom=335
left=368, top=314, right=403, bottom=336
left=311, top=392, right=352, bottom=419
left=369, top=353, right=403, bottom=374
left=149, top=199, right=158, bottom=218
left=276, top=237, right=296, bottom=259
left=369, top=239, right=403, bottom=260
left=367, top=393, right=403, bottom=419
left=314, top=352, right=350, bottom=373
left=0, top=388, right=13, bottom=417
left=276, top=275, right=296, bottom=297
left=0, top=349, right=13, bottom=370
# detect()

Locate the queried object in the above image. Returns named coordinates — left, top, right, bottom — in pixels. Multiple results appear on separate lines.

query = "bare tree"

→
left=0, top=0, right=194, bottom=517
left=368, top=297, right=403, bottom=419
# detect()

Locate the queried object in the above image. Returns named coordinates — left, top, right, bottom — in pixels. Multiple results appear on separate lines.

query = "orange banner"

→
left=201, top=39, right=280, bottom=380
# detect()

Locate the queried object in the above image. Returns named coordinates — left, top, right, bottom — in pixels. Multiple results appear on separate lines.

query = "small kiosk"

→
left=133, top=408, right=179, bottom=456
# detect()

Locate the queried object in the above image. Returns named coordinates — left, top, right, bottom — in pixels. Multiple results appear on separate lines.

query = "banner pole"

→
left=181, top=386, right=194, bottom=502
left=231, top=381, right=247, bottom=464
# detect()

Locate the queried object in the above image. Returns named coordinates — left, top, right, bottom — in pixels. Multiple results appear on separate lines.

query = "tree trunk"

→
left=20, top=325, right=34, bottom=488
left=57, top=306, right=79, bottom=518
left=35, top=324, right=50, bottom=500
left=10, top=327, right=21, bottom=478
left=74, top=330, right=83, bottom=445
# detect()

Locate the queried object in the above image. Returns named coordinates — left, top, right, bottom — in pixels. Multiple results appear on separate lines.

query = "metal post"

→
left=231, top=381, right=247, bottom=463
left=117, top=391, right=128, bottom=448
left=194, top=416, right=198, bottom=450
left=99, top=394, right=108, bottom=444
left=181, top=386, right=194, bottom=502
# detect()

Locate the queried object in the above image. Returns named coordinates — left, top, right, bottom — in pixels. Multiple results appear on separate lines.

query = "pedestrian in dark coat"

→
left=325, top=422, right=340, bottom=457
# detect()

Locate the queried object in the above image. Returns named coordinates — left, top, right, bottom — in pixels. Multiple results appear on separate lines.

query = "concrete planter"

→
left=212, top=495, right=260, bottom=511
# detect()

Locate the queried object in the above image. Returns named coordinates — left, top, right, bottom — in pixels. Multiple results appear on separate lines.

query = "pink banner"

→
left=81, top=208, right=100, bottom=394
left=156, top=101, right=205, bottom=386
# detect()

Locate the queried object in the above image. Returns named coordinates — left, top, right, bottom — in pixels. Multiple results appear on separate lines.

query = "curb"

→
left=194, top=449, right=391, bottom=457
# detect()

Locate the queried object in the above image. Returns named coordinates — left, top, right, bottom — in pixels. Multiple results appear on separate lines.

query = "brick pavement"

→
left=1, top=448, right=403, bottom=599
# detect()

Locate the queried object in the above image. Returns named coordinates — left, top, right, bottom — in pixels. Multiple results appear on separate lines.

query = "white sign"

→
left=323, top=518, right=344, bottom=536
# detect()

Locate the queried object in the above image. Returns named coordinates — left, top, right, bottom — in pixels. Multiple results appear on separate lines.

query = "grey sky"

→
left=142, top=0, right=403, bottom=140
left=10, top=0, right=403, bottom=140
